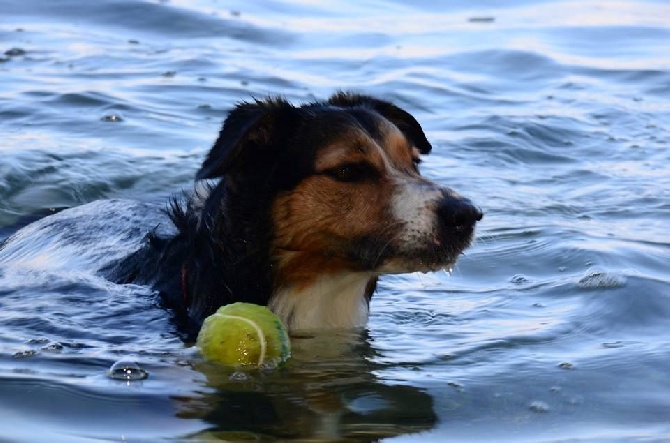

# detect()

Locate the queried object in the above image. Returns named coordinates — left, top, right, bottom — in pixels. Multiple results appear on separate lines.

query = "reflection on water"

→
left=182, top=332, right=436, bottom=440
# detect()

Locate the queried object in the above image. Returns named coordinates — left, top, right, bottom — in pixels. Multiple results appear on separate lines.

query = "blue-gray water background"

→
left=1, top=0, right=669, bottom=441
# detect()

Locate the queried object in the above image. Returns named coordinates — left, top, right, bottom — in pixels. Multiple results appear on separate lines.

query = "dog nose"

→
left=436, top=197, right=483, bottom=232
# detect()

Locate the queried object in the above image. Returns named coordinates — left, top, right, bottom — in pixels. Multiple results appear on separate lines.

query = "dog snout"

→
left=436, top=197, right=483, bottom=232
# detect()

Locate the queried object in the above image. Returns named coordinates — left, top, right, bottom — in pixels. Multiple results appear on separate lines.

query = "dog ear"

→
left=327, top=92, right=432, bottom=154
left=196, top=99, right=296, bottom=180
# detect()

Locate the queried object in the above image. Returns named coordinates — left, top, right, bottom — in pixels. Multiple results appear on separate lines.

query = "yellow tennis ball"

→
left=196, top=302, right=291, bottom=368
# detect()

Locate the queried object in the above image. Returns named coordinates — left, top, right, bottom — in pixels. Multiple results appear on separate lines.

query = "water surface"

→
left=1, top=0, right=669, bottom=441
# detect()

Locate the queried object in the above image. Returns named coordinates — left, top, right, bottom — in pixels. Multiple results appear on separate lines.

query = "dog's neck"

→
left=268, top=273, right=374, bottom=332
left=184, top=184, right=378, bottom=332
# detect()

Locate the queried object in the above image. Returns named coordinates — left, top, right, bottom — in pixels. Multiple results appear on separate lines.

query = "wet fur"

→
left=94, top=93, right=482, bottom=333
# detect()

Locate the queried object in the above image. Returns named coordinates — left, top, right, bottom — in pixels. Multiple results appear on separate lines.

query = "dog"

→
left=0, top=92, right=482, bottom=335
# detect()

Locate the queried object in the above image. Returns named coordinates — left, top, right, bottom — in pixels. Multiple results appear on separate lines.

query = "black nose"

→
left=436, top=197, right=483, bottom=232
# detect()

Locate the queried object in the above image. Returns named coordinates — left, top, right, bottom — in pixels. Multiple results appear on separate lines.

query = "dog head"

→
left=195, top=92, right=482, bottom=328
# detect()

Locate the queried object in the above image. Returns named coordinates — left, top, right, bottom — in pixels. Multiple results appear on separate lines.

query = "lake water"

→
left=1, top=0, right=669, bottom=441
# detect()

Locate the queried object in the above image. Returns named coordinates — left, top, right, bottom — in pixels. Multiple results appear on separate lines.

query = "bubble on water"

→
left=107, top=358, right=149, bottom=381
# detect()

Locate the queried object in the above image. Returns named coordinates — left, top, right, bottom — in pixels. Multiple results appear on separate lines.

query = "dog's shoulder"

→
left=0, top=199, right=175, bottom=273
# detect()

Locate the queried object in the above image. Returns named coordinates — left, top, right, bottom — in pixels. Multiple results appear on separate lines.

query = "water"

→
left=1, top=0, right=669, bottom=441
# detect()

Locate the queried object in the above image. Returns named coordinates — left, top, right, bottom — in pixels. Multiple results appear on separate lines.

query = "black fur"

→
left=104, top=92, right=438, bottom=331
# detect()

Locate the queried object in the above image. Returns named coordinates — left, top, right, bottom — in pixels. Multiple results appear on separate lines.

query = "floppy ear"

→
left=327, top=91, right=432, bottom=154
left=196, top=98, right=296, bottom=180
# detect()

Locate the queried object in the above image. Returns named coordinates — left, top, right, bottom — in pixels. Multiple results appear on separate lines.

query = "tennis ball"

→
left=196, top=302, right=291, bottom=368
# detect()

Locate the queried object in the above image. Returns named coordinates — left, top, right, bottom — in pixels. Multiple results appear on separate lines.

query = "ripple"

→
left=578, top=270, right=627, bottom=289
left=1, top=0, right=670, bottom=440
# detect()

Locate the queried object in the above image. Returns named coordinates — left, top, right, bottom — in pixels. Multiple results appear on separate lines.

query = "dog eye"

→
left=325, top=163, right=375, bottom=182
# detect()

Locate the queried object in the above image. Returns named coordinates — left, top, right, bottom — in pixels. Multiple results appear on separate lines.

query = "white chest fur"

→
left=268, top=273, right=372, bottom=332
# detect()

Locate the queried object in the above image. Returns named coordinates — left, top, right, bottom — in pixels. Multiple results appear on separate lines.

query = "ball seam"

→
left=221, top=314, right=267, bottom=365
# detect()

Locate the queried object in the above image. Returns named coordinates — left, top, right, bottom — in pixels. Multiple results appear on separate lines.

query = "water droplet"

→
left=107, top=359, right=149, bottom=381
